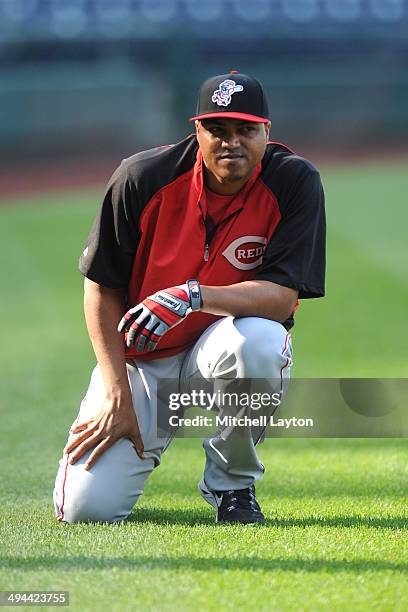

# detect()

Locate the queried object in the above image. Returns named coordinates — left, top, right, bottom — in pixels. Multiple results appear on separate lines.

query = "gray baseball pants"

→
left=53, top=316, right=292, bottom=523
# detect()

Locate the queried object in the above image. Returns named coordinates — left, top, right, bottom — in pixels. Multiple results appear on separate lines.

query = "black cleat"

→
left=198, top=478, right=266, bottom=525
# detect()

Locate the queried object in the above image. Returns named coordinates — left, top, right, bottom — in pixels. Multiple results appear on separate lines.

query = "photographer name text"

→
left=168, top=415, right=314, bottom=429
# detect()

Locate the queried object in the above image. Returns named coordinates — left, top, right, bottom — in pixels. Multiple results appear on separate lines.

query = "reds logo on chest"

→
left=222, top=236, right=267, bottom=270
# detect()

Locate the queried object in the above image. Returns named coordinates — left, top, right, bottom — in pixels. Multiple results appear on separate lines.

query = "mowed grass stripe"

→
left=1, top=436, right=407, bottom=610
left=322, top=161, right=408, bottom=281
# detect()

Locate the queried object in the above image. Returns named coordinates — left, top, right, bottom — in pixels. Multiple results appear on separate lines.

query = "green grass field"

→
left=1, top=161, right=407, bottom=611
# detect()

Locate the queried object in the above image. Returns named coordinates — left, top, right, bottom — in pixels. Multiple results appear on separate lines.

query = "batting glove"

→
left=118, top=279, right=202, bottom=352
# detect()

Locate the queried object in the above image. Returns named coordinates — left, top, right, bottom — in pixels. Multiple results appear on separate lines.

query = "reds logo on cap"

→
left=212, top=79, right=244, bottom=107
left=222, top=236, right=267, bottom=270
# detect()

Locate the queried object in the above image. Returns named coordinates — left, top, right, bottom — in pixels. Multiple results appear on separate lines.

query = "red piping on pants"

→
left=56, top=453, right=69, bottom=521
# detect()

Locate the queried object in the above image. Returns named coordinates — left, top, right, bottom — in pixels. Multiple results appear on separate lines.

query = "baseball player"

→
left=53, top=71, right=326, bottom=525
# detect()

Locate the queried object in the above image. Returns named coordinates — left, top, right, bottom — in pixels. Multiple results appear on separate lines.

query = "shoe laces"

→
left=222, top=486, right=260, bottom=513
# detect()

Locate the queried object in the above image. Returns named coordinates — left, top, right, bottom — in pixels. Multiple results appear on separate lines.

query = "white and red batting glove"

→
left=117, top=279, right=202, bottom=352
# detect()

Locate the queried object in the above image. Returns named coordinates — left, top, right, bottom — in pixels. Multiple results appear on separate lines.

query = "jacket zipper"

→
left=198, top=201, right=209, bottom=262
left=198, top=200, right=242, bottom=263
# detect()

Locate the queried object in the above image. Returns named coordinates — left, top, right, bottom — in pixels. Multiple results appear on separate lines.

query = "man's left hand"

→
left=117, top=279, right=202, bottom=352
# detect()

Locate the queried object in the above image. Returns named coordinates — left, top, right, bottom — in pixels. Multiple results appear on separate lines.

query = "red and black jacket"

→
left=80, top=135, right=326, bottom=360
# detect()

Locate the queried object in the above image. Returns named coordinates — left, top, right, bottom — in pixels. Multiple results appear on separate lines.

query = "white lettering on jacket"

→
left=222, top=236, right=267, bottom=270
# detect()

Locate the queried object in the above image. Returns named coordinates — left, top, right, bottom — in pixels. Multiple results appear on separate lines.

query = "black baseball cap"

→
left=190, top=71, right=269, bottom=124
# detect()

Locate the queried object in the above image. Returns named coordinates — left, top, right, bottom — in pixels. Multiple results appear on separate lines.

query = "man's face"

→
left=195, top=117, right=271, bottom=193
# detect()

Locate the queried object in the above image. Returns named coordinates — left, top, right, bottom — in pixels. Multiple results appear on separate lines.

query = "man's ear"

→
left=195, top=120, right=200, bottom=135
left=264, top=121, right=271, bottom=140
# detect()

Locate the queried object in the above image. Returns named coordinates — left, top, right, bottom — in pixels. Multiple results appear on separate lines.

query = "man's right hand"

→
left=64, top=390, right=144, bottom=470
left=118, top=279, right=202, bottom=352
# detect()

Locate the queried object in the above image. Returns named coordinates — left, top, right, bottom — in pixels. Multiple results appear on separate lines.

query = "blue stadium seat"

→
left=1, top=0, right=39, bottom=23
left=233, top=0, right=270, bottom=21
left=324, top=0, right=361, bottom=21
left=50, top=0, right=88, bottom=38
left=93, top=0, right=134, bottom=36
left=139, top=0, right=178, bottom=22
left=370, top=0, right=404, bottom=22
left=281, top=0, right=319, bottom=23
left=185, top=0, right=224, bottom=22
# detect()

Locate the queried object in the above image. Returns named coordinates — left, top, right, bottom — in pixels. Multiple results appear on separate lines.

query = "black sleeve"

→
left=79, top=161, right=140, bottom=288
left=255, top=170, right=326, bottom=298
